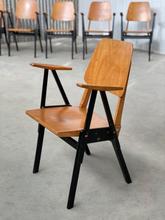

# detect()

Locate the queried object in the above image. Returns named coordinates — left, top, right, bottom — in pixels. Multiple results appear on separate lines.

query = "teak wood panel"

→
left=16, top=0, right=38, bottom=20
left=51, top=1, right=75, bottom=21
left=126, top=2, right=151, bottom=22
left=0, top=0, right=4, bottom=11
left=88, top=1, right=112, bottom=21
left=83, top=39, right=133, bottom=98
left=26, top=107, right=108, bottom=137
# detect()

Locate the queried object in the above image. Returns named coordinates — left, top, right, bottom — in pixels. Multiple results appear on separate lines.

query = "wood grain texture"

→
left=88, top=1, right=112, bottom=21
left=126, top=2, right=151, bottom=22
left=0, top=0, right=4, bottom=11
left=51, top=1, right=75, bottom=21
left=77, top=83, right=123, bottom=92
left=31, top=63, right=72, bottom=71
left=26, top=106, right=108, bottom=137
left=15, top=0, right=37, bottom=20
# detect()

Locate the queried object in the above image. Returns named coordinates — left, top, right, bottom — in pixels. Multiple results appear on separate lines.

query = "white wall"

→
left=79, top=0, right=165, bottom=54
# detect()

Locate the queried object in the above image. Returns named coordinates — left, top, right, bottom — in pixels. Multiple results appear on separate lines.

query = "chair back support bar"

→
left=16, top=0, right=38, bottom=20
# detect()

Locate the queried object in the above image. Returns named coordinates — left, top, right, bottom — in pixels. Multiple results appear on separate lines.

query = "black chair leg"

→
left=34, top=32, right=37, bottom=58
left=148, top=37, right=152, bottom=62
left=75, top=37, right=78, bottom=54
left=0, top=31, right=2, bottom=56
left=67, top=141, right=85, bottom=209
left=83, top=37, right=86, bottom=60
left=8, top=32, right=11, bottom=56
left=45, top=33, right=48, bottom=58
left=85, top=144, right=91, bottom=155
left=33, top=124, right=45, bottom=173
left=111, top=138, right=132, bottom=184
left=13, top=33, right=19, bottom=51
left=38, top=32, right=43, bottom=52
left=49, top=37, right=53, bottom=53
left=71, top=34, right=74, bottom=59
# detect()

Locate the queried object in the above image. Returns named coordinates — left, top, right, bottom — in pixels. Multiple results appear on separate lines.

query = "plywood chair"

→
left=44, top=1, right=77, bottom=59
left=81, top=1, right=115, bottom=59
left=26, top=39, right=133, bottom=209
left=7, top=0, right=43, bottom=57
left=0, top=0, right=9, bottom=55
left=120, top=1, right=156, bottom=61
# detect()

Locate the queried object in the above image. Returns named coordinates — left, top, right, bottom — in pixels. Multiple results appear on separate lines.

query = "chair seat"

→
left=86, top=29, right=111, bottom=33
left=46, top=28, right=73, bottom=33
left=124, top=29, right=151, bottom=35
left=8, top=28, right=35, bottom=33
left=26, top=106, right=108, bottom=137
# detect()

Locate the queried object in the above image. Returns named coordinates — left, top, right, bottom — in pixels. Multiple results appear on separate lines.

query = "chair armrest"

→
left=77, top=83, right=123, bottom=92
left=31, top=63, right=72, bottom=71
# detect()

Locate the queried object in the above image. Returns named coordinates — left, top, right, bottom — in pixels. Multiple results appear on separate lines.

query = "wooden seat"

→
left=120, top=1, right=156, bottom=61
left=81, top=1, right=115, bottom=59
left=0, top=0, right=9, bottom=55
left=44, top=1, right=77, bottom=59
left=7, top=0, right=43, bottom=57
left=26, top=39, right=133, bottom=209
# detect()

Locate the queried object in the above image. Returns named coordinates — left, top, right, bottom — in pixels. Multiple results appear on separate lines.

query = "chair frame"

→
left=0, top=2, right=9, bottom=55
left=7, top=2, right=43, bottom=58
left=43, top=2, right=77, bottom=59
left=120, top=3, right=156, bottom=61
left=81, top=1, right=115, bottom=59
left=26, top=39, right=133, bottom=209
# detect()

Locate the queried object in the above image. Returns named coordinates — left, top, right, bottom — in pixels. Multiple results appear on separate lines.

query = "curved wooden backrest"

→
left=51, top=1, right=75, bottom=21
left=126, top=2, right=151, bottom=21
left=88, top=1, right=112, bottom=21
left=84, top=39, right=133, bottom=97
left=16, top=0, right=38, bottom=20
left=0, top=0, right=4, bottom=11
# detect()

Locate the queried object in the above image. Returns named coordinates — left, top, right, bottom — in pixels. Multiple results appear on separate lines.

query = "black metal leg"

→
left=38, top=32, right=43, bottom=52
left=45, top=32, right=48, bottom=58
left=75, top=37, right=78, bottom=54
left=49, top=37, right=53, bottom=53
left=83, top=37, right=86, bottom=59
left=34, top=32, right=37, bottom=58
left=85, top=144, right=91, bottom=155
left=148, top=37, right=152, bottom=62
left=71, top=33, right=74, bottom=59
left=67, top=141, right=85, bottom=209
left=13, top=33, right=18, bottom=51
left=85, top=38, right=88, bottom=54
left=8, top=32, right=11, bottom=56
left=33, top=124, right=45, bottom=173
left=111, top=138, right=132, bottom=184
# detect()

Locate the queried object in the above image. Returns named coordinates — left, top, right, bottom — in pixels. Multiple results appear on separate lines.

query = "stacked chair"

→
left=81, top=1, right=115, bottom=59
left=120, top=1, right=156, bottom=61
left=26, top=38, right=133, bottom=208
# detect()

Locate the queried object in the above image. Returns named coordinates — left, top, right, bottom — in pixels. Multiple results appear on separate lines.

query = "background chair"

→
left=0, top=0, right=9, bottom=55
left=26, top=39, right=133, bottom=209
left=44, top=1, right=77, bottom=59
left=120, top=1, right=156, bottom=61
left=7, top=0, right=43, bottom=57
left=81, top=1, right=115, bottom=59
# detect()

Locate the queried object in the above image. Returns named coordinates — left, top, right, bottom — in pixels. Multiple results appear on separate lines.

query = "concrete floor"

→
left=0, top=39, right=165, bottom=220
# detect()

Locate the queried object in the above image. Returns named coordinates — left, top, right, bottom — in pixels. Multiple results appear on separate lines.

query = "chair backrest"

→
left=80, top=39, right=133, bottom=134
left=0, top=0, right=4, bottom=11
left=15, top=0, right=37, bottom=20
left=126, top=2, right=151, bottom=22
left=51, top=1, right=75, bottom=21
left=88, top=1, right=112, bottom=21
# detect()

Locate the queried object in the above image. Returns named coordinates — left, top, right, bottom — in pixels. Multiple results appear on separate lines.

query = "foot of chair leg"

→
left=85, top=145, right=91, bottom=155
left=67, top=143, right=85, bottom=209
left=111, top=139, right=132, bottom=184
left=33, top=125, right=45, bottom=173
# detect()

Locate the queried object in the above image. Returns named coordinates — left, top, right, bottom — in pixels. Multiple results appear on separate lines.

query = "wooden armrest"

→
left=31, top=63, right=72, bottom=71
left=77, top=83, right=123, bottom=91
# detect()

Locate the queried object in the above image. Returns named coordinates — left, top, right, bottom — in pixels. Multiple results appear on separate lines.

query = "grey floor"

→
left=0, top=39, right=165, bottom=220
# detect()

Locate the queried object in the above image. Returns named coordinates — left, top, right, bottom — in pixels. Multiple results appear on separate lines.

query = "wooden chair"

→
left=7, top=0, right=43, bottom=57
left=44, top=1, right=77, bottom=59
left=81, top=1, right=115, bottom=59
left=26, top=39, right=133, bottom=209
left=120, top=1, right=156, bottom=61
left=0, top=0, right=9, bottom=55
